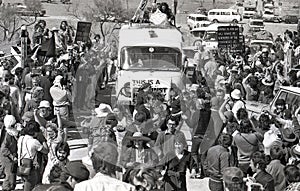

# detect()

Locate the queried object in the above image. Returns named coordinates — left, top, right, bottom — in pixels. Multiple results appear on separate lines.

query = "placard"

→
left=217, top=26, right=244, bottom=53
left=74, top=22, right=92, bottom=43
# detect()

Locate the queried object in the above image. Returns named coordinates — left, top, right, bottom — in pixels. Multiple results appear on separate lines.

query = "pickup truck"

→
left=246, top=86, right=300, bottom=118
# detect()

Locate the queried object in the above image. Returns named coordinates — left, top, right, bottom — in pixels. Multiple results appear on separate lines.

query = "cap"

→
left=223, top=167, right=244, bottom=184
left=38, top=100, right=51, bottom=108
left=64, top=161, right=90, bottom=181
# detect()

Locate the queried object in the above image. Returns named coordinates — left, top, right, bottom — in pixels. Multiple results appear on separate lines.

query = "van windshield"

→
left=196, top=17, right=208, bottom=21
left=120, top=46, right=181, bottom=71
left=245, top=7, right=256, bottom=11
left=203, top=31, right=217, bottom=41
left=250, top=21, right=264, bottom=26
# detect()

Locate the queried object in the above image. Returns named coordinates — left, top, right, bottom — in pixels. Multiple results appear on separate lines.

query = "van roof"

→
left=208, top=9, right=238, bottom=12
left=188, top=13, right=207, bottom=17
left=280, top=86, right=300, bottom=94
left=119, top=24, right=182, bottom=49
left=204, top=23, right=241, bottom=31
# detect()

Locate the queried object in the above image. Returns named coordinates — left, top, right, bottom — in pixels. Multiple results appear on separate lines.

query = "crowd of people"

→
left=0, top=2, right=300, bottom=191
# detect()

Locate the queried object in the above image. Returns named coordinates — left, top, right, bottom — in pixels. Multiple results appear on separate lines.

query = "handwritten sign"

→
left=217, top=26, right=244, bottom=53
left=75, top=22, right=92, bottom=43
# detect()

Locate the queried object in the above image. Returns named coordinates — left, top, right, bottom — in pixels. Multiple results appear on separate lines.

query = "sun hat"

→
left=262, top=77, right=274, bottom=86
left=291, top=143, right=300, bottom=156
left=63, top=161, right=90, bottom=181
left=230, top=89, right=242, bottom=100
left=128, top=132, right=151, bottom=142
left=281, top=128, right=297, bottom=143
left=38, top=100, right=51, bottom=109
left=94, top=103, right=113, bottom=117
left=4, top=115, right=16, bottom=128
left=223, top=167, right=244, bottom=184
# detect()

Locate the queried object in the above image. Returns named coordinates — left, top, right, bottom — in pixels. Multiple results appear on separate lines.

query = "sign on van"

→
left=217, top=26, right=244, bottom=53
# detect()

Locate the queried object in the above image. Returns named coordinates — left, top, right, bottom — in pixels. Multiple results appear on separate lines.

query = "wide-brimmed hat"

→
left=291, top=143, right=300, bottom=156
left=281, top=128, right=297, bottom=143
left=223, top=167, right=243, bottom=184
left=262, top=75, right=274, bottom=86
left=230, top=89, right=242, bottom=100
left=94, top=103, right=112, bottom=117
left=63, top=161, right=90, bottom=181
left=128, top=132, right=151, bottom=142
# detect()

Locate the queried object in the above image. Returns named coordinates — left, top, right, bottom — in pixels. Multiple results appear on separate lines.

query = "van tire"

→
left=193, top=40, right=202, bottom=46
left=232, top=19, right=238, bottom=23
left=213, top=19, right=218, bottom=23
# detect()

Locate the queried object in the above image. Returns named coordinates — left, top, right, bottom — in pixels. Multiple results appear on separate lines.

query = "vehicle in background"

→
left=190, top=24, right=211, bottom=39
left=195, top=7, right=208, bottom=15
left=13, top=3, right=46, bottom=17
left=187, top=14, right=211, bottom=30
left=264, top=3, right=274, bottom=10
left=248, top=19, right=265, bottom=32
left=249, top=39, right=274, bottom=53
left=246, top=86, right=300, bottom=118
left=116, top=23, right=185, bottom=106
left=243, top=4, right=257, bottom=19
left=262, top=10, right=280, bottom=22
left=236, top=0, right=243, bottom=6
left=182, top=46, right=197, bottom=79
left=207, top=9, right=242, bottom=23
left=281, top=15, right=299, bottom=24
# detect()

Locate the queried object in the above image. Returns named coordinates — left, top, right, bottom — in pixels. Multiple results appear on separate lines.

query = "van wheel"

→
left=213, top=19, right=218, bottom=23
left=193, top=40, right=202, bottom=46
left=232, top=19, right=238, bottom=23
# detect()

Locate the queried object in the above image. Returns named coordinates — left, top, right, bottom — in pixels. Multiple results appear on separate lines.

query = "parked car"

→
left=14, top=3, right=46, bottom=17
left=207, top=9, right=241, bottom=23
left=243, top=5, right=257, bottom=19
left=187, top=14, right=211, bottom=30
left=248, top=19, right=265, bottom=32
left=246, top=86, right=300, bottom=118
left=262, top=10, right=280, bottom=22
left=281, top=15, right=298, bottom=24
left=190, top=25, right=211, bottom=39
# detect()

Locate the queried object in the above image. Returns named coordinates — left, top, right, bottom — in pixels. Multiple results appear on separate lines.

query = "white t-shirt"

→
left=232, top=100, right=245, bottom=120
left=18, top=135, right=43, bottom=161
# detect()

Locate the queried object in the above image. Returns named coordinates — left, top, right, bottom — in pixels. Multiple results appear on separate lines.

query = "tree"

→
left=67, top=0, right=133, bottom=43
left=0, top=0, right=41, bottom=41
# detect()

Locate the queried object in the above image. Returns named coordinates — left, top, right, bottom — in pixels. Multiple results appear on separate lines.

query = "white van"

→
left=207, top=9, right=242, bottom=23
left=187, top=13, right=211, bottom=30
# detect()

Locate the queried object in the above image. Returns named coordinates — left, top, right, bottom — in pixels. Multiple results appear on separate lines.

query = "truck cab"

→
left=246, top=86, right=300, bottom=118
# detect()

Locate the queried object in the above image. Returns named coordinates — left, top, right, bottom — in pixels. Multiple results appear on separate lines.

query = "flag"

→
left=38, top=32, right=56, bottom=57
left=199, top=110, right=224, bottom=154
left=132, top=0, right=149, bottom=22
